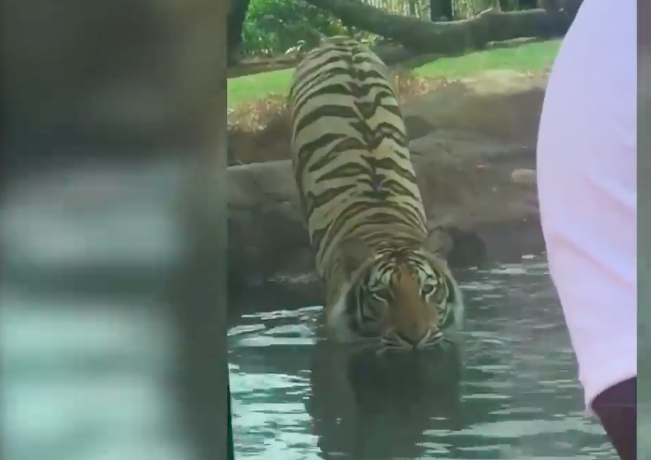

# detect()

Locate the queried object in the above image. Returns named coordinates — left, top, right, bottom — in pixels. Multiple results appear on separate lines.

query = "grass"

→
left=227, top=39, right=561, bottom=107
left=412, top=39, right=560, bottom=79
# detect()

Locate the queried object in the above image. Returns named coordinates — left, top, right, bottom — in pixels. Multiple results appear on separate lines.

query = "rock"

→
left=444, top=228, right=487, bottom=268
left=228, top=71, right=548, bottom=304
left=402, top=70, right=547, bottom=145
left=228, top=160, right=310, bottom=286
left=404, top=115, right=437, bottom=141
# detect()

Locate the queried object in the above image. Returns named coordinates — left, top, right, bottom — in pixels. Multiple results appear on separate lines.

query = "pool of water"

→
left=228, top=254, right=616, bottom=460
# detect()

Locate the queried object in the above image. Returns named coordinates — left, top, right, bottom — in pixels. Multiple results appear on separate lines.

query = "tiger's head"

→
left=326, top=233, right=463, bottom=353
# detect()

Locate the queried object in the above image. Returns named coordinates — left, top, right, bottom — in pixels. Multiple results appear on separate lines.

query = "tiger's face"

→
left=333, top=244, right=460, bottom=352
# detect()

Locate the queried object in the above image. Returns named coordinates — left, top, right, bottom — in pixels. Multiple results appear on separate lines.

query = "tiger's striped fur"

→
left=288, top=36, right=463, bottom=352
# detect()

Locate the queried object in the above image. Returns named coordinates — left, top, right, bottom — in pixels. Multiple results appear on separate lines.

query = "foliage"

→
left=242, top=0, right=384, bottom=56
left=451, top=0, right=538, bottom=18
left=451, top=0, right=496, bottom=18
left=241, top=0, right=542, bottom=57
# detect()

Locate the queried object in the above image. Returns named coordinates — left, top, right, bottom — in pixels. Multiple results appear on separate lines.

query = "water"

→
left=228, top=255, right=617, bottom=460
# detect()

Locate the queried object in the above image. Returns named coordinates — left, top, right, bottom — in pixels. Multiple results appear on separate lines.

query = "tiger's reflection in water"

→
left=307, top=338, right=464, bottom=460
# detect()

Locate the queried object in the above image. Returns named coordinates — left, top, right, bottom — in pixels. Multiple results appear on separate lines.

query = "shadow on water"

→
left=309, top=340, right=464, bottom=460
left=228, top=254, right=618, bottom=460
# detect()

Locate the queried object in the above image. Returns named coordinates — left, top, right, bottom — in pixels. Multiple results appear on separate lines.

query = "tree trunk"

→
left=518, top=0, right=539, bottom=8
left=302, top=0, right=581, bottom=54
left=442, top=0, right=454, bottom=20
left=408, top=0, right=417, bottom=17
left=538, top=0, right=560, bottom=13
left=429, top=0, right=450, bottom=21
left=227, top=0, right=251, bottom=66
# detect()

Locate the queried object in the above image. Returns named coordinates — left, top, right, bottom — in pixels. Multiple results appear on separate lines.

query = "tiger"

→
left=287, top=36, right=463, bottom=353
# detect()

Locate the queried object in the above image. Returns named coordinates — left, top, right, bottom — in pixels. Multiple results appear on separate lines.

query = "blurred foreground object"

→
left=1, top=2, right=228, bottom=460
left=536, top=0, right=636, bottom=458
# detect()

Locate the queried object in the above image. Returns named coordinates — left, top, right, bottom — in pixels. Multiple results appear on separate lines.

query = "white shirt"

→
left=537, top=0, right=637, bottom=408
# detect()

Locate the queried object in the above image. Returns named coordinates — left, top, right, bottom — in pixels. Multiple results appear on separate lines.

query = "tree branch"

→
left=302, top=0, right=580, bottom=54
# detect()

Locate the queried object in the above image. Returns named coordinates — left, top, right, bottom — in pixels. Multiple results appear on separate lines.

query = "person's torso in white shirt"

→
left=536, top=0, right=637, bottom=408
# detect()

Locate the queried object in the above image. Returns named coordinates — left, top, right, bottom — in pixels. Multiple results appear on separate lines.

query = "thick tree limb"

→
left=303, top=0, right=581, bottom=53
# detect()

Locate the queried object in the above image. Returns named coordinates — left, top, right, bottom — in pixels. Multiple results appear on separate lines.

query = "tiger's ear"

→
left=339, top=238, right=374, bottom=276
left=423, top=225, right=453, bottom=259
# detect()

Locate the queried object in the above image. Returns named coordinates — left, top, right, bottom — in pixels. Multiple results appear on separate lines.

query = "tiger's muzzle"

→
left=381, top=326, right=444, bottom=351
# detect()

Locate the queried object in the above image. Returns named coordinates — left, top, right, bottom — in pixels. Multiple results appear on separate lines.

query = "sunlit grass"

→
left=412, top=39, right=560, bottom=78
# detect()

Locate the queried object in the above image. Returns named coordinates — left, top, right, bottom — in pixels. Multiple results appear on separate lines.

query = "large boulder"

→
left=228, top=70, right=547, bottom=307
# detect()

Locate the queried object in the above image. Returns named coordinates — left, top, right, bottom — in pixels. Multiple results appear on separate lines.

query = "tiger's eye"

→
left=423, top=284, right=445, bottom=303
left=422, top=284, right=436, bottom=296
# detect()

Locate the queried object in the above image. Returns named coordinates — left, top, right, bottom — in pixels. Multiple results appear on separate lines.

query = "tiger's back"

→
left=288, top=36, right=427, bottom=272
left=288, top=36, right=463, bottom=349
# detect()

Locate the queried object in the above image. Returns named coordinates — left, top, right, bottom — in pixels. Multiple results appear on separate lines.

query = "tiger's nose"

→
left=396, top=330, right=430, bottom=347
left=396, top=328, right=442, bottom=348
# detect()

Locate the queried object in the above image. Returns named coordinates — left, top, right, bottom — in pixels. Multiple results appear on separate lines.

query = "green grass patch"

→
left=227, top=39, right=561, bottom=107
left=412, top=39, right=561, bottom=78
left=228, top=68, right=294, bottom=107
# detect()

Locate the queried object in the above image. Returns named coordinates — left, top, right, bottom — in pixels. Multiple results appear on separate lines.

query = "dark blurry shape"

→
left=172, top=146, right=228, bottom=460
left=308, top=340, right=463, bottom=460
left=228, top=384, right=235, bottom=460
left=445, top=226, right=488, bottom=268
left=228, top=0, right=252, bottom=66
left=2, top=0, right=226, bottom=170
left=1, top=1, right=229, bottom=460
left=518, top=0, right=540, bottom=8
left=429, top=0, right=452, bottom=21
left=591, top=377, right=636, bottom=460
